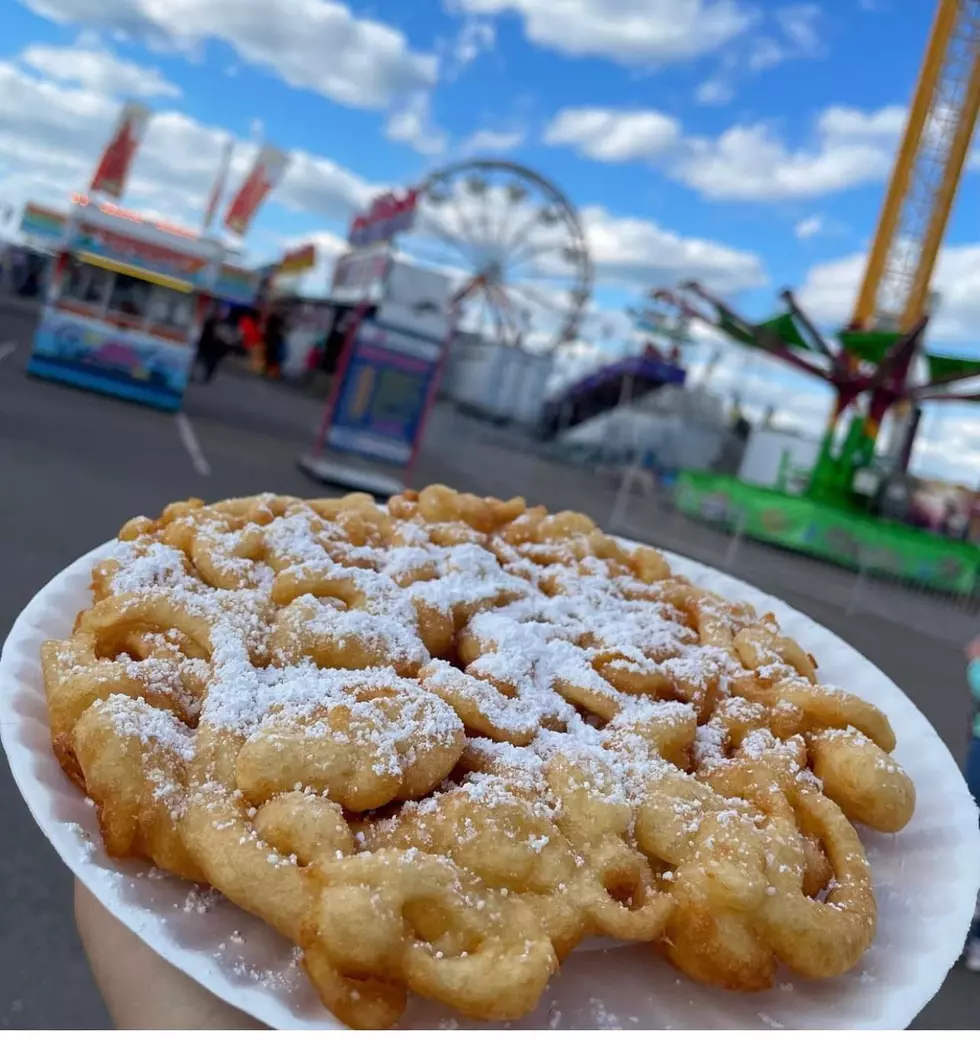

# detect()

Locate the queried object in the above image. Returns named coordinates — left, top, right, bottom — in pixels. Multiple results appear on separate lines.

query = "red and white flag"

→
left=89, top=100, right=152, bottom=200
left=223, top=143, right=289, bottom=237
left=202, top=137, right=234, bottom=233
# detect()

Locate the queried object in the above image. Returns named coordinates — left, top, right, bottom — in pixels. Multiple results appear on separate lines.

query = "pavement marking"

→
left=175, top=412, right=211, bottom=476
left=0, top=342, right=16, bottom=364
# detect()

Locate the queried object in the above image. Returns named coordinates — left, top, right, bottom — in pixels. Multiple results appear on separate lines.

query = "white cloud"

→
left=544, top=107, right=681, bottom=163
left=912, top=409, right=980, bottom=484
left=693, top=4, right=822, bottom=106
left=20, top=41, right=181, bottom=97
left=543, top=101, right=907, bottom=202
left=582, top=205, right=767, bottom=294
left=448, top=17, right=496, bottom=75
left=687, top=343, right=833, bottom=431
left=794, top=215, right=824, bottom=240
left=0, top=61, right=115, bottom=197
left=20, top=0, right=437, bottom=110
left=454, top=0, right=754, bottom=65
left=798, top=243, right=980, bottom=343
left=0, top=58, right=375, bottom=231
left=294, top=228, right=348, bottom=259
left=776, top=3, right=821, bottom=54
left=0, top=48, right=769, bottom=355
left=930, top=248, right=980, bottom=342
left=384, top=92, right=448, bottom=156
left=403, top=185, right=766, bottom=324
left=795, top=251, right=874, bottom=328
left=747, top=37, right=786, bottom=71
left=461, top=128, right=525, bottom=154
left=674, top=104, right=905, bottom=200
left=270, top=149, right=376, bottom=220
left=815, top=104, right=906, bottom=140
left=395, top=174, right=767, bottom=349
left=695, top=78, right=734, bottom=105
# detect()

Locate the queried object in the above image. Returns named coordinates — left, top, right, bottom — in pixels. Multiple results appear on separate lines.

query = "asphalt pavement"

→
left=0, top=298, right=976, bottom=1028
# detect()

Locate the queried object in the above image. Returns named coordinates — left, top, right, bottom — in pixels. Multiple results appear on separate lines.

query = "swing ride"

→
left=660, top=0, right=980, bottom=593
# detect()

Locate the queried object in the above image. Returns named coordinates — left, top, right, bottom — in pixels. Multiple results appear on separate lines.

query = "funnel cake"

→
left=41, top=486, right=915, bottom=1028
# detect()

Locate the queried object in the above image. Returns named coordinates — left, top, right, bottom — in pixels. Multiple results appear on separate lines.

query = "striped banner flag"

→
left=202, top=137, right=234, bottom=234
left=89, top=100, right=152, bottom=200
left=223, top=143, right=289, bottom=237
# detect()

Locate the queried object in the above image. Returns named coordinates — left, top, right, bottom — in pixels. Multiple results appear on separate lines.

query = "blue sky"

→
left=2, top=0, right=979, bottom=480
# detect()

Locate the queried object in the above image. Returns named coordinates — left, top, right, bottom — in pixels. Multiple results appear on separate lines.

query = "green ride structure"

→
left=656, top=0, right=980, bottom=593
left=658, top=283, right=980, bottom=594
left=669, top=281, right=980, bottom=512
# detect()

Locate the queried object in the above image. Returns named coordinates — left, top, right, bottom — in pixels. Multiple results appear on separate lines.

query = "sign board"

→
left=330, top=243, right=392, bottom=304
left=27, top=305, right=194, bottom=411
left=214, top=263, right=262, bottom=306
left=278, top=242, right=317, bottom=277
left=20, top=203, right=67, bottom=245
left=322, top=317, right=445, bottom=466
left=384, top=259, right=453, bottom=314
left=71, top=193, right=202, bottom=243
left=348, top=189, right=418, bottom=248
left=68, top=218, right=212, bottom=291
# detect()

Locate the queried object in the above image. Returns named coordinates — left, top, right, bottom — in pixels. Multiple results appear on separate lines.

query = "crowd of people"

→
left=194, top=303, right=287, bottom=384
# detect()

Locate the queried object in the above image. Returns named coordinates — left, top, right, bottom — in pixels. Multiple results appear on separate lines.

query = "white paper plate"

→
left=2, top=541, right=978, bottom=1030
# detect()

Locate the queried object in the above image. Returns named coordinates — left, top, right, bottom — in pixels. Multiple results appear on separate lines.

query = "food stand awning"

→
left=74, top=250, right=195, bottom=293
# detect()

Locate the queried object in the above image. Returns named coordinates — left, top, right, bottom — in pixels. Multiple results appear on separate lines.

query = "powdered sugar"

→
left=107, top=538, right=192, bottom=594
left=183, top=885, right=222, bottom=914
left=44, top=491, right=910, bottom=1029
left=101, top=694, right=195, bottom=761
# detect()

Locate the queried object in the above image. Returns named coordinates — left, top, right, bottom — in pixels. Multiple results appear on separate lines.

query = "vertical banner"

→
left=89, top=101, right=152, bottom=200
left=223, top=144, right=289, bottom=237
left=202, top=137, right=234, bottom=234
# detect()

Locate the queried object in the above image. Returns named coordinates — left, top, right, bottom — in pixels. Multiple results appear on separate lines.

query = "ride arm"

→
left=649, top=288, right=713, bottom=326
left=914, top=389, right=980, bottom=402
left=914, top=362, right=980, bottom=395
left=682, top=282, right=829, bottom=382
left=778, top=289, right=834, bottom=358
left=860, top=316, right=930, bottom=393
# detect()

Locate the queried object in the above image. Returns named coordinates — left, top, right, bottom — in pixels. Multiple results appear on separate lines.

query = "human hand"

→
left=966, top=635, right=980, bottom=661
left=74, top=878, right=263, bottom=1030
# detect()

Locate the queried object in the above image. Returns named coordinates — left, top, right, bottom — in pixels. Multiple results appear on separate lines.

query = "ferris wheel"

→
left=405, top=160, right=593, bottom=353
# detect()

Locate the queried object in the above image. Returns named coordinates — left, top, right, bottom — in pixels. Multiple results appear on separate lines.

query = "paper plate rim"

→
left=0, top=541, right=323, bottom=1030
left=2, top=538, right=978, bottom=1030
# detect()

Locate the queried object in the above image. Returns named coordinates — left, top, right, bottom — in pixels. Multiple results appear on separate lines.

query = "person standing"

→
left=263, top=306, right=286, bottom=379
left=963, top=635, right=980, bottom=971
left=195, top=304, right=239, bottom=383
left=238, top=311, right=263, bottom=372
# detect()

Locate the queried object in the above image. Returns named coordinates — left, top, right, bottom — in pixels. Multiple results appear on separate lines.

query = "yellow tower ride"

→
left=853, top=0, right=980, bottom=333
